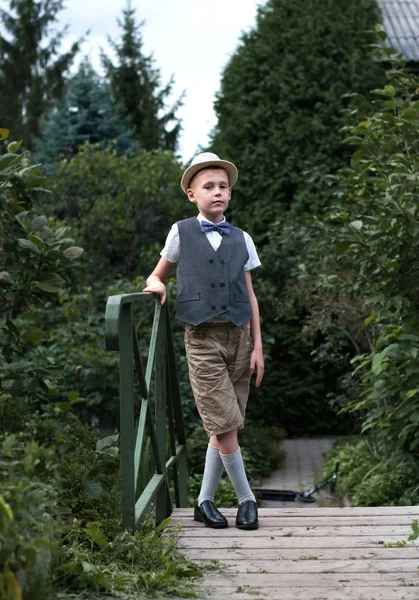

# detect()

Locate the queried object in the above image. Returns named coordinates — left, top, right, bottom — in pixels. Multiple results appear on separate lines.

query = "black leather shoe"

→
left=194, top=500, right=228, bottom=529
left=236, top=500, right=259, bottom=530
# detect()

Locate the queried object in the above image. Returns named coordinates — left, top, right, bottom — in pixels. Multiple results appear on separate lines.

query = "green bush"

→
left=324, top=438, right=419, bottom=506
left=0, top=435, right=58, bottom=600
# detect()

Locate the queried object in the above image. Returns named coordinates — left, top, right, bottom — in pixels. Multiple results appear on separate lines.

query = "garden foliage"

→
left=314, top=44, right=419, bottom=504
left=0, top=130, right=200, bottom=599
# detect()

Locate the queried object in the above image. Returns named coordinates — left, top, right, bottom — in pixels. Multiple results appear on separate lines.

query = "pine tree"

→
left=101, top=0, right=182, bottom=151
left=34, top=60, right=136, bottom=169
left=0, top=0, right=82, bottom=149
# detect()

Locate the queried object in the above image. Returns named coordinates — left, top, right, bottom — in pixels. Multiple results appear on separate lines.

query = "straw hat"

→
left=180, top=152, right=238, bottom=194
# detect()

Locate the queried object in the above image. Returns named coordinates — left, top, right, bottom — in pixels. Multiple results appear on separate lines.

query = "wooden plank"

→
left=171, top=507, right=418, bottom=518
left=200, top=572, right=419, bottom=585
left=178, top=536, right=414, bottom=549
left=171, top=515, right=416, bottom=527
left=199, top=587, right=419, bottom=599
left=184, top=547, right=419, bottom=560
left=195, top=558, right=419, bottom=573
left=175, top=525, right=412, bottom=536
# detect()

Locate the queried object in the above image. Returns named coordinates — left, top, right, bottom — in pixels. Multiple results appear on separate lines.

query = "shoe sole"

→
left=235, top=522, right=259, bottom=530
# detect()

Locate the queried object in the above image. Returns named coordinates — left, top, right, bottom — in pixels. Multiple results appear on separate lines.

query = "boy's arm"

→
left=245, top=270, right=264, bottom=387
left=144, top=257, right=174, bottom=305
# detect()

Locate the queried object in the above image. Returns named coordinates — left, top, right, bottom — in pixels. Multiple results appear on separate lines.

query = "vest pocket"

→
left=234, top=293, right=250, bottom=303
left=179, top=292, right=200, bottom=303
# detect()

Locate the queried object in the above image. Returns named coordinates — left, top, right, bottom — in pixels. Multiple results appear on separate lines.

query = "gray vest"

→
left=176, top=217, right=252, bottom=326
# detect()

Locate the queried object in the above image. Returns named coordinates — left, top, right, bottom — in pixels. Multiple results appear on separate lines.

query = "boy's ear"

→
left=187, top=188, right=196, bottom=203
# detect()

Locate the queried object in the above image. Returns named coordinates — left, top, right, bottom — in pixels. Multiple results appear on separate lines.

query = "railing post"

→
left=119, top=302, right=136, bottom=529
left=155, top=305, right=172, bottom=522
left=166, top=317, right=188, bottom=507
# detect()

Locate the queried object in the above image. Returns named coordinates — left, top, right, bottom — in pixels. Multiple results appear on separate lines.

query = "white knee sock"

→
left=220, top=447, right=256, bottom=504
left=198, top=444, right=224, bottom=505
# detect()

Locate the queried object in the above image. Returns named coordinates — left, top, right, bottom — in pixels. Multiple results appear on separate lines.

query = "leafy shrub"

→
left=324, top=437, right=419, bottom=506
left=0, top=434, right=58, bottom=600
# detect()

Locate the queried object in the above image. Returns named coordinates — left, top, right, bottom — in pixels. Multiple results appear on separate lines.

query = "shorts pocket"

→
left=185, top=327, right=207, bottom=348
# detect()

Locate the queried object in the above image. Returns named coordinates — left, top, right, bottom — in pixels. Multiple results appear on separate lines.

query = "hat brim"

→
left=181, top=159, right=238, bottom=193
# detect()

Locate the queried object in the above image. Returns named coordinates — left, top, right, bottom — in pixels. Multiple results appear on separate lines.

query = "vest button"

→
left=210, top=283, right=215, bottom=288
left=220, top=282, right=225, bottom=287
left=211, top=305, right=216, bottom=310
left=220, top=260, right=225, bottom=265
left=209, top=259, right=214, bottom=264
left=221, top=305, right=227, bottom=310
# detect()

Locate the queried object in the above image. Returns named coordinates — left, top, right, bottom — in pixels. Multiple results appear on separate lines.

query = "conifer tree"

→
left=34, top=60, right=135, bottom=170
left=101, top=0, right=182, bottom=151
left=0, top=0, right=82, bottom=148
left=211, top=0, right=384, bottom=228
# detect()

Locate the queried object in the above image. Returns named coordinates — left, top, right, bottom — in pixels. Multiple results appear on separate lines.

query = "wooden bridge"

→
left=105, top=294, right=418, bottom=599
left=171, top=505, right=419, bottom=599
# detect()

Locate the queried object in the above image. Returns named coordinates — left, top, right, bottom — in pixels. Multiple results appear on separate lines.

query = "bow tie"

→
left=200, top=220, right=231, bottom=235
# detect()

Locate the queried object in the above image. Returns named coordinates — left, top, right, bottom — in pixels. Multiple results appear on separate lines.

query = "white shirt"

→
left=161, top=214, right=261, bottom=271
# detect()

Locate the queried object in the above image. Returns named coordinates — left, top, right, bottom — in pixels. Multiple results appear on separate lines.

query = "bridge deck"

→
left=170, top=506, right=419, bottom=599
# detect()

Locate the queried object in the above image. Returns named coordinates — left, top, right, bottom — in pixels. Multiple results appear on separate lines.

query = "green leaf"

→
left=55, top=402, right=71, bottom=412
left=84, top=480, right=102, bottom=500
left=0, top=153, right=20, bottom=168
left=100, top=446, right=119, bottom=457
left=7, top=140, right=22, bottom=153
left=0, top=271, right=13, bottom=284
left=0, top=128, right=9, bottom=140
left=84, top=521, right=108, bottom=549
left=30, top=215, right=48, bottom=232
left=364, top=312, right=377, bottom=326
left=17, top=238, right=40, bottom=253
left=96, top=434, right=119, bottom=452
left=23, top=327, right=46, bottom=343
left=36, top=273, right=65, bottom=292
left=408, top=519, right=419, bottom=541
left=349, top=220, right=363, bottom=230
left=8, top=360, right=32, bottom=371
left=63, top=246, right=84, bottom=259
left=28, top=234, right=46, bottom=249
left=0, top=495, right=14, bottom=522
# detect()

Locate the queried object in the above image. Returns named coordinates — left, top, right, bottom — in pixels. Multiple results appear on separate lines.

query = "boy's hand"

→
left=143, top=281, right=167, bottom=305
left=250, top=346, right=264, bottom=387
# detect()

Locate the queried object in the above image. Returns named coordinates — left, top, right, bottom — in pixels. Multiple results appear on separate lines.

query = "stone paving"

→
left=257, top=437, right=338, bottom=508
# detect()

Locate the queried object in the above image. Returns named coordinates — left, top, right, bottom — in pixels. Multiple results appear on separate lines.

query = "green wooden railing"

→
left=105, top=293, right=188, bottom=529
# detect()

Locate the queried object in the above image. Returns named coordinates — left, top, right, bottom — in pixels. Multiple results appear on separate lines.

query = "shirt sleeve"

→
left=160, top=223, right=180, bottom=264
left=243, top=231, right=261, bottom=271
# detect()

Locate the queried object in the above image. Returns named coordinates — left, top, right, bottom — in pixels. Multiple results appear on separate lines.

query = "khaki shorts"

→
left=184, top=321, right=253, bottom=437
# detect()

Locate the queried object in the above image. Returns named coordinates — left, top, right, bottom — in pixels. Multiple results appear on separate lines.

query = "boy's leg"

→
left=218, top=429, right=258, bottom=530
left=197, top=438, right=224, bottom=505
left=218, top=429, right=255, bottom=503
left=194, top=435, right=228, bottom=528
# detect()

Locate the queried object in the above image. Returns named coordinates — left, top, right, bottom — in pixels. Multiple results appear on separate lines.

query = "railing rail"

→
left=105, top=293, right=188, bottom=529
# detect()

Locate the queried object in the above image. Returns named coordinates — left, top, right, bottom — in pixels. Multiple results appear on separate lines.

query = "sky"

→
left=60, top=0, right=263, bottom=163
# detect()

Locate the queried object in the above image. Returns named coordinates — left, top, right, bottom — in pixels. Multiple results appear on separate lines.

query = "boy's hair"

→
left=188, top=167, right=229, bottom=189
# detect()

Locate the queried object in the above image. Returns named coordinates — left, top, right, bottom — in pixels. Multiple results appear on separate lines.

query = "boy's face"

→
left=187, top=168, right=231, bottom=223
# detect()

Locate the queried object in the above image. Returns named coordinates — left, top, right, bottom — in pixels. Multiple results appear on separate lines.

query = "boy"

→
left=144, top=152, right=264, bottom=530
